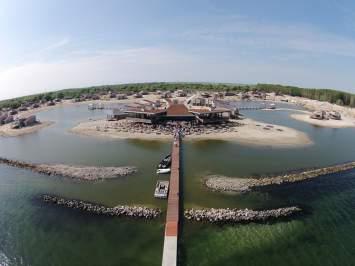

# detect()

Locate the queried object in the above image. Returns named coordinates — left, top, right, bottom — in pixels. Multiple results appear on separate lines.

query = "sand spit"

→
left=205, top=161, right=355, bottom=193
left=42, top=195, right=161, bottom=219
left=70, top=118, right=312, bottom=148
left=280, top=95, right=355, bottom=119
left=184, top=206, right=302, bottom=224
left=0, top=157, right=137, bottom=181
left=290, top=113, right=355, bottom=128
left=0, top=121, right=54, bottom=137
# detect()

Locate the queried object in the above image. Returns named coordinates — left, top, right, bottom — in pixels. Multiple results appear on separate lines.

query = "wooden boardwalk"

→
left=162, top=137, right=180, bottom=266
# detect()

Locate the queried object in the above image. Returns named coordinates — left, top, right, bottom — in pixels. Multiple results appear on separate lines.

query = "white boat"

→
left=154, top=180, right=169, bottom=199
left=268, top=103, right=276, bottom=109
left=88, top=103, right=95, bottom=110
left=156, top=168, right=171, bottom=174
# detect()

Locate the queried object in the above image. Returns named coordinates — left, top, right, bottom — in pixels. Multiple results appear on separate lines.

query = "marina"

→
left=0, top=100, right=354, bottom=266
left=2, top=1, right=355, bottom=265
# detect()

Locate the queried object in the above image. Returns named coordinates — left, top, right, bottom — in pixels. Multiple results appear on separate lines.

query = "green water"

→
left=0, top=103, right=355, bottom=265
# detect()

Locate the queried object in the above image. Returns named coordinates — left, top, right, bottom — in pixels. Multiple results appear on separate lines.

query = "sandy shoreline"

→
left=70, top=118, right=313, bottom=148
left=270, top=95, right=355, bottom=128
left=290, top=113, right=355, bottom=128
left=2, top=92, right=353, bottom=139
left=0, top=121, right=54, bottom=137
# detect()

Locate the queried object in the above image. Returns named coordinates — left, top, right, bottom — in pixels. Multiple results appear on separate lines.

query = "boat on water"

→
left=88, top=103, right=95, bottom=110
left=88, top=103, right=105, bottom=110
left=157, top=154, right=171, bottom=174
left=154, top=180, right=169, bottom=199
left=157, top=154, right=171, bottom=169
left=268, top=103, right=276, bottom=109
left=156, top=168, right=171, bottom=174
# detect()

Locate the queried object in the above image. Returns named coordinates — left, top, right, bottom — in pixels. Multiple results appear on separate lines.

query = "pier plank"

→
left=162, top=137, right=180, bottom=266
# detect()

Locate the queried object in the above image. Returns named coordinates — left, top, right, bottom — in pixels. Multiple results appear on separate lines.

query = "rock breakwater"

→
left=184, top=206, right=302, bottom=224
left=205, top=161, right=355, bottom=193
left=0, top=157, right=137, bottom=181
left=41, top=195, right=161, bottom=219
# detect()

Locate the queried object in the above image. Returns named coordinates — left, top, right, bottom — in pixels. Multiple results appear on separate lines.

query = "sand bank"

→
left=290, top=113, right=355, bottom=128
left=286, top=96, right=355, bottom=119
left=0, top=121, right=54, bottom=137
left=70, top=118, right=313, bottom=148
left=205, top=161, right=355, bottom=193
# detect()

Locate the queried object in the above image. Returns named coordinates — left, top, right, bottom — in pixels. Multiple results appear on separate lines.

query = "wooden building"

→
left=125, top=107, right=167, bottom=124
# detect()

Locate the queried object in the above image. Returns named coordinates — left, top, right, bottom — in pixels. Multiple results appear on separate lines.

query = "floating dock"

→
left=162, top=137, right=180, bottom=266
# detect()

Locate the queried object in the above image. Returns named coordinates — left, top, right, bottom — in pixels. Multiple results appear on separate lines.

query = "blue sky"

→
left=1, top=0, right=355, bottom=100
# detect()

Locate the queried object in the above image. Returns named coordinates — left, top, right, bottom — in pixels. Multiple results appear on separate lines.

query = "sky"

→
left=1, top=0, right=355, bottom=100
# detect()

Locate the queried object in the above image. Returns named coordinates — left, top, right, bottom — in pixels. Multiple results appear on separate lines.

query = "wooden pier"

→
left=162, top=137, right=180, bottom=266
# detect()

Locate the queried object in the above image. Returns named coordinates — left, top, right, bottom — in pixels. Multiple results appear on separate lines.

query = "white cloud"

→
left=43, top=38, right=70, bottom=51
left=182, top=17, right=355, bottom=57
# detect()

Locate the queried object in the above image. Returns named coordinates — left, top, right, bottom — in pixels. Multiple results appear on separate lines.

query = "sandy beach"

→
left=290, top=113, right=355, bottom=128
left=70, top=118, right=313, bottom=148
left=0, top=121, right=54, bottom=137
left=285, top=96, right=355, bottom=118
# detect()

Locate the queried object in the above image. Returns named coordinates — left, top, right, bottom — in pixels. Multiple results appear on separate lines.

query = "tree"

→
left=44, top=94, right=53, bottom=101
left=57, top=92, right=65, bottom=99
left=350, top=95, right=355, bottom=107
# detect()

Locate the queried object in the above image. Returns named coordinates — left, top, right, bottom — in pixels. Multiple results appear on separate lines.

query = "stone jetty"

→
left=41, top=195, right=161, bottom=219
left=0, top=157, right=137, bottom=181
left=205, top=161, right=355, bottom=193
left=184, top=206, right=302, bottom=224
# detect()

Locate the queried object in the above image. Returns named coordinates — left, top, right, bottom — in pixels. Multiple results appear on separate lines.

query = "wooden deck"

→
left=162, top=137, right=180, bottom=266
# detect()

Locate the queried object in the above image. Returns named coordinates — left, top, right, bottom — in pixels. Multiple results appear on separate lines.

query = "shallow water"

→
left=0, top=102, right=354, bottom=265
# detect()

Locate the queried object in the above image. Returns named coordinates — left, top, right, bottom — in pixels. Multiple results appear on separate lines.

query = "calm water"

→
left=0, top=102, right=354, bottom=266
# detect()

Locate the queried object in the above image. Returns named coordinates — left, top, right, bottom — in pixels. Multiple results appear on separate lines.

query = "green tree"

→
left=57, top=92, right=65, bottom=99
left=44, top=94, right=53, bottom=101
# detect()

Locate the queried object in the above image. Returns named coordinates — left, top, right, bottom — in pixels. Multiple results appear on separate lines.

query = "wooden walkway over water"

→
left=162, top=137, right=180, bottom=266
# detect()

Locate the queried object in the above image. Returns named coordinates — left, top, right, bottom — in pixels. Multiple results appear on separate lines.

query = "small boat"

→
left=154, top=180, right=169, bottom=199
left=88, top=103, right=95, bottom=110
left=268, top=103, right=276, bottom=109
left=157, top=154, right=171, bottom=169
left=157, top=168, right=171, bottom=174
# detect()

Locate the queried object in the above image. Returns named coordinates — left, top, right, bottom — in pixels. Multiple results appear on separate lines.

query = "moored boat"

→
left=157, top=154, right=171, bottom=169
left=156, top=168, right=171, bottom=174
left=154, top=180, right=169, bottom=199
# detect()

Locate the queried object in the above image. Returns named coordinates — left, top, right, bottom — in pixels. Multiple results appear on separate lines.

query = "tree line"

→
left=1, top=82, right=354, bottom=109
